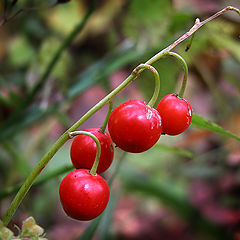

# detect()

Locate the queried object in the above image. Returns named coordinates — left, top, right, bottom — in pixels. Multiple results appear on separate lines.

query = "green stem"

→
left=68, top=131, right=101, bottom=175
left=1, top=133, right=69, bottom=225
left=132, top=64, right=160, bottom=108
left=168, top=52, right=188, bottom=98
left=142, top=6, right=240, bottom=76
left=2, top=5, right=240, bottom=226
left=166, top=6, right=240, bottom=52
left=100, top=100, right=113, bottom=133
left=1, top=61, right=138, bottom=226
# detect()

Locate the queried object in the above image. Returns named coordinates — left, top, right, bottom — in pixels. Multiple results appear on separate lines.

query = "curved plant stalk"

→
left=68, top=131, right=101, bottom=175
left=145, top=6, right=240, bottom=65
left=132, top=64, right=160, bottom=108
left=168, top=52, right=188, bottom=98
left=100, top=100, right=113, bottom=133
left=2, top=5, right=240, bottom=226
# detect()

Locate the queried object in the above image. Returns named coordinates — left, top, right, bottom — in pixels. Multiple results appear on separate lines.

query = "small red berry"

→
left=70, top=128, right=114, bottom=174
left=156, top=94, right=192, bottom=135
left=108, top=99, right=162, bottom=153
left=59, top=169, right=110, bottom=221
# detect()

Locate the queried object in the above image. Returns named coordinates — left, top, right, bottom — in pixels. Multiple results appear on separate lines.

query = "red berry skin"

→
left=70, top=128, right=114, bottom=174
left=108, top=99, right=162, bottom=153
left=156, top=94, right=192, bottom=135
left=59, top=169, right=110, bottom=221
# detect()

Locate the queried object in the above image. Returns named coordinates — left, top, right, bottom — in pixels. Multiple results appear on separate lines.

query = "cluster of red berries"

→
left=59, top=129, right=114, bottom=221
left=59, top=93, right=192, bottom=221
left=108, top=94, right=192, bottom=153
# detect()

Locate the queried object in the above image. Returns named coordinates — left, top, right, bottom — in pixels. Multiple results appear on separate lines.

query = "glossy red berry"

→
left=59, top=169, right=110, bottom=221
left=108, top=99, right=162, bottom=153
left=156, top=94, right=192, bottom=135
left=70, top=128, right=114, bottom=174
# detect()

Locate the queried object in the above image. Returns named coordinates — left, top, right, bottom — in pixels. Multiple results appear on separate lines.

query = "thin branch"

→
left=166, top=6, right=240, bottom=52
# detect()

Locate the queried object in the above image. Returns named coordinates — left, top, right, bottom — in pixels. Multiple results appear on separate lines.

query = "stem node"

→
left=68, top=132, right=74, bottom=139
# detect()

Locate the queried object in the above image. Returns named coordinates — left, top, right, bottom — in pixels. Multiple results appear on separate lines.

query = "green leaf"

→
left=191, top=114, right=240, bottom=142
left=154, top=144, right=193, bottom=158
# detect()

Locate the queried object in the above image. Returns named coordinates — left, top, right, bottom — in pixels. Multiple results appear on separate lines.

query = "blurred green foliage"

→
left=0, top=0, right=240, bottom=239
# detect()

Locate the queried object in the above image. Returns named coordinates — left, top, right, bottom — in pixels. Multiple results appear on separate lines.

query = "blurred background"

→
left=0, top=0, right=240, bottom=239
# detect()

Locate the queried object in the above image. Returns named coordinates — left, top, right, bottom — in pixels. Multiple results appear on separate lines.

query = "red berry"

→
left=156, top=94, right=192, bottom=135
left=59, top=169, right=110, bottom=221
left=70, top=128, right=114, bottom=174
left=108, top=99, right=162, bottom=153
